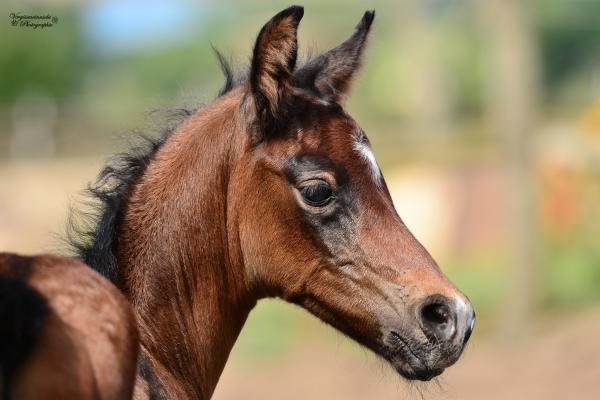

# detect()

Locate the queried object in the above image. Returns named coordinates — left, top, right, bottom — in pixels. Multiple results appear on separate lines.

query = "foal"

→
left=71, top=6, right=475, bottom=399
left=0, top=253, right=139, bottom=399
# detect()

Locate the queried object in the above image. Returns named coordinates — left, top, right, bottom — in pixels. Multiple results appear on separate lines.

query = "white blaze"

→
left=353, top=139, right=382, bottom=184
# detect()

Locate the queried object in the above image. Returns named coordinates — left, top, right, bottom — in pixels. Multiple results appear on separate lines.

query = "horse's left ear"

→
left=250, top=6, right=304, bottom=140
left=295, top=10, right=375, bottom=103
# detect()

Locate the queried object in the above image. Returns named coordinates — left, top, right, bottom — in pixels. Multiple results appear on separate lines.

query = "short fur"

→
left=0, top=276, right=50, bottom=400
left=68, top=126, right=184, bottom=284
left=67, top=73, right=237, bottom=285
left=66, top=7, right=473, bottom=400
left=0, top=253, right=139, bottom=400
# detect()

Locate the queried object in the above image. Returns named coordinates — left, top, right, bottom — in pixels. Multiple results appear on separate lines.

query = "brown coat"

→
left=0, top=253, right=139, bottom=400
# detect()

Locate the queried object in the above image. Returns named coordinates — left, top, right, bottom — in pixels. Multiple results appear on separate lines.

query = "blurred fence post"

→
left=477, top=0, right=541, bottom=338
left=400, top=0, right=454, bottom=141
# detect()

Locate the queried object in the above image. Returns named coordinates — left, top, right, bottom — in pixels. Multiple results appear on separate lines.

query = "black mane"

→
left=67, top=51, right=235, bottom=284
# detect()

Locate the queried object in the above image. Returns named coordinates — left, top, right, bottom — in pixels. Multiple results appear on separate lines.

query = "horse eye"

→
left=299, top=182, right=333, bottom=207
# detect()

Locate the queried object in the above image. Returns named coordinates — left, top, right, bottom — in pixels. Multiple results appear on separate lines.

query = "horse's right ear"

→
left=294, top=11, right=374, bottom=103
left=249, top=5, right=304, bottom=141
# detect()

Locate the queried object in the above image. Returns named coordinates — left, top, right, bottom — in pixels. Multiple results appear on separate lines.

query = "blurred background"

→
left=1, top=0, right=599, bottom=398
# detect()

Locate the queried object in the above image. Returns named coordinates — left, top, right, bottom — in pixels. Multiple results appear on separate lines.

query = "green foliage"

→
left=232, top=300, right=304, bottom=362
left=1, top=1, right=599, bottom=136
left=542, top=241, right=600, bottom=307
left=444, top=262, right=507, bottom=316
left=535, top=0, right=600, bottom=94
left=0, top=8, right=83, bottom=104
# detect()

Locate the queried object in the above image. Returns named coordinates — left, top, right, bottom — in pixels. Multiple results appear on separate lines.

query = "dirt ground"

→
left=214, top=309, right=600, bottom=400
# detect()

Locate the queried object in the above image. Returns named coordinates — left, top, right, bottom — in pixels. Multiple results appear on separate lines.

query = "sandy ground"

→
left=0, top=158, right=103, bottom=254
left=214, top=309, right=600, bottom=400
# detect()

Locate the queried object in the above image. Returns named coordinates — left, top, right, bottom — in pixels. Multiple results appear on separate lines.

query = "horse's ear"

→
left=250, top=5, right=304, bottom=139
left=295, top=10, right=375, bottom=103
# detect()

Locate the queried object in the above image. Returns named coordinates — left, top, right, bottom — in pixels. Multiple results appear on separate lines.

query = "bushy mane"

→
left=66, top=51, right=236, bottom=284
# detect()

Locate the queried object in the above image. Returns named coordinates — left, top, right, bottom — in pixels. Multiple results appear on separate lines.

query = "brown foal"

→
left=69, top=6, right=475, bottom=399
left=0, top=253, right=139, bottom=400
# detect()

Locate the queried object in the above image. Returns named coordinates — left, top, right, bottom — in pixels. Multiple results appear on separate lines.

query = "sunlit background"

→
left=1, top=0, right=600, bottom=399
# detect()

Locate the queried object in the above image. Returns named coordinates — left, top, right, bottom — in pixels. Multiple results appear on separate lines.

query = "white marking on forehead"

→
left=353, top=137, right=382, bottom=184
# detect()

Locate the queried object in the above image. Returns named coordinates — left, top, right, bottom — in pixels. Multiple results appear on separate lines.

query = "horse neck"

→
left=117, top=90, right=255, bottom=399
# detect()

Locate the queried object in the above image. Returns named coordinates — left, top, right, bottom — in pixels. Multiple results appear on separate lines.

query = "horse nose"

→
left=419, top=296, right=456, bottom=342
left=462, top=305, right=475, bottom=346
left=418, top=295, right=475, bottom=345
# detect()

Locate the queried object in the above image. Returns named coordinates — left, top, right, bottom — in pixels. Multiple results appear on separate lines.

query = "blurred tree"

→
left=535, top=0, right=600, bottom=98
left=0, top=8, right=83, bottom=105
left=477, top=0, right=541, bottom=337
left=399, top=0, right=454, bottom=138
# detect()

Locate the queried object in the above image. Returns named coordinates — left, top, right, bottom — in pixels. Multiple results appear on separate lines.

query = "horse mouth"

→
left=385, top=331, right=445, bottom=381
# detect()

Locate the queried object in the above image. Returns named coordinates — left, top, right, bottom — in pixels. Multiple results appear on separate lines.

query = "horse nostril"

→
left=419, top=299, right=456, bottom=342
left=422, top=303, right=450, bottom=325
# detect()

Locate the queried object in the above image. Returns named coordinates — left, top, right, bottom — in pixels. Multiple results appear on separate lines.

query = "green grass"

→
left=444, top=263, right=508, bottom=314
left=232, top=299, right=306, bottom=362
left=542, top=243, right=600, bottom=307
